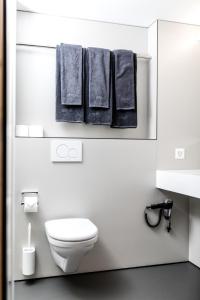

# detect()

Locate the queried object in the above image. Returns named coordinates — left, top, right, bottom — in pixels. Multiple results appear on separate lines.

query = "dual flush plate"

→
left=51, top=140, right=82, bottom=162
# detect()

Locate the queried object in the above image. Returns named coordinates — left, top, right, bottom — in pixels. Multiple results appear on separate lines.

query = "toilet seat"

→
left=45, top=218, right=98, bottom=246
left=47, top=234, right=98, bottom=248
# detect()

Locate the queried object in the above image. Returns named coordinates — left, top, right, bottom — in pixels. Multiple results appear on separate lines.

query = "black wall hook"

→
left=144, top=199, right=173, bottom=232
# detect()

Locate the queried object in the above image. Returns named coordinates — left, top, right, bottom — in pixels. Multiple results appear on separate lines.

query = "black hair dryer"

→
left=144, top=199, right=173, bottom=232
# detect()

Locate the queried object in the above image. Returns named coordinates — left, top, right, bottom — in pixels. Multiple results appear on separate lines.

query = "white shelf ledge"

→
left=156, top=170, right=200, bottom=199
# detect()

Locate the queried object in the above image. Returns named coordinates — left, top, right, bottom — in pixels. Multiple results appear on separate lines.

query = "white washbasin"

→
left=156, top=170, right=200, bottom=199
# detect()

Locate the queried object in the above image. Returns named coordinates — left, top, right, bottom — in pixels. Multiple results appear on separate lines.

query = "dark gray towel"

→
left=114, top=49, right=136, bottom=110
left=85, top=49, right=112, bottom=125
left=56, top=46, right=84, bottom=123
left=88, top=47, right=110, bottom=108
left=111, top=52, right=137, bottom=128
left=60, top=44, right=82, bottom=106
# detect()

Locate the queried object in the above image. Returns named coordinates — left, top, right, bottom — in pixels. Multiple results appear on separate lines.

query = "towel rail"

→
left=16, top=43, right=152, bottom=60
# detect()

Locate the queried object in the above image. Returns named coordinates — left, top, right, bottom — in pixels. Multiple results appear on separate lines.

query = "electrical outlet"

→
left=175, top=148, right=185, bottom=160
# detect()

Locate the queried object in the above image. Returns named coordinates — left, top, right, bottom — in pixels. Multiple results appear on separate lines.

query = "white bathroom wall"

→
left=13, top=13, right=193, bottom=280
left=157, top=21, right=200, bottom=170
left=189, top=198, right=200, bottom=267
left=147, top=20, right=157, bottom=139
left=156, top=21, right=200, bottom=269
left=14, top=139, right=189, bottom=280
left=6, top=1, right=17, bottom=299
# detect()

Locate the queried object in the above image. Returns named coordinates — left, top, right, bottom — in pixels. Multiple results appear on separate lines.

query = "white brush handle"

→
left=28, top=223, right=31, bottom=248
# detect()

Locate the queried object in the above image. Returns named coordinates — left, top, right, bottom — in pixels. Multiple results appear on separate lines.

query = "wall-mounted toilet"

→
left=45, top=218, right=98, bottom=273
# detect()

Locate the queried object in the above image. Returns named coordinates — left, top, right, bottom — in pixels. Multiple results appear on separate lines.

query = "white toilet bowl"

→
left=45, top=218, right=98, bottom=273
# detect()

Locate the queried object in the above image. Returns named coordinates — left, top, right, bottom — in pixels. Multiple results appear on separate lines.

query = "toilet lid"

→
left=45, top=218, right=98, bottom=242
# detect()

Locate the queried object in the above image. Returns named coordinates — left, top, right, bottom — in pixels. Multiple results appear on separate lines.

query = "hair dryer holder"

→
left=144, top=199, right=173, bottom=232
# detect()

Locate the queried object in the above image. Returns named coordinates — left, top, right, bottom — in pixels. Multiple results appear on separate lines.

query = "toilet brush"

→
left=22, top=222, right=36, bottom=276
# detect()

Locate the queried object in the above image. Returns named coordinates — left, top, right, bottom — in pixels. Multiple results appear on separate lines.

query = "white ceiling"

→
left=17, top=0, right=200, bottom=27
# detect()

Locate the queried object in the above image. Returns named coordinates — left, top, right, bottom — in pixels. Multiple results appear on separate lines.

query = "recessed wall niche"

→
left=16, top=11, right=157, bottom=139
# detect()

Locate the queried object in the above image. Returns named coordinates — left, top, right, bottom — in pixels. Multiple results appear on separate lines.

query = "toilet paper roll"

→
left=24, top=196, right=38, bottom=213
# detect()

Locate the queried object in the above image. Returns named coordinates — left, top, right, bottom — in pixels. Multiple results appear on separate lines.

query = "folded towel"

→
left=88, top=47, right=110, bottom=108
left=111, top=109, right=137, bottom=128
left=56, top=46, right=84, bottom=123
left=60, top=43, right=82, bottom=106
left=111, top=52, right=137, bottom=128
left=85, top=48, right=112, bottom=125
left=113, top=50, right=136, bottom=110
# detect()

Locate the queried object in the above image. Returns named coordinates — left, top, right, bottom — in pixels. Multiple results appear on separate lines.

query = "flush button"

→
left=56, top=144, right=69, bottom=158
left=51, top=140, right=82, bottom=162
left=68, top=148, right=77, bottom=158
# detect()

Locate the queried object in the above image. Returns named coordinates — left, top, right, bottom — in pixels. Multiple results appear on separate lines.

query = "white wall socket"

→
left=175, top=148, right=185, bottom=160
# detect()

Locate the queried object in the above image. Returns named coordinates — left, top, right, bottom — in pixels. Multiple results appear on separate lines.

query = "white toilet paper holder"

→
left=21, top=191, right=39, bottom=206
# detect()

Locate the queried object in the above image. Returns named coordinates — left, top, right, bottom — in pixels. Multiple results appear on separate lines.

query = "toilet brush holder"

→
left=22, top=246, right=35, bottom=276
left=22, top=222, right=35, bottom=276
